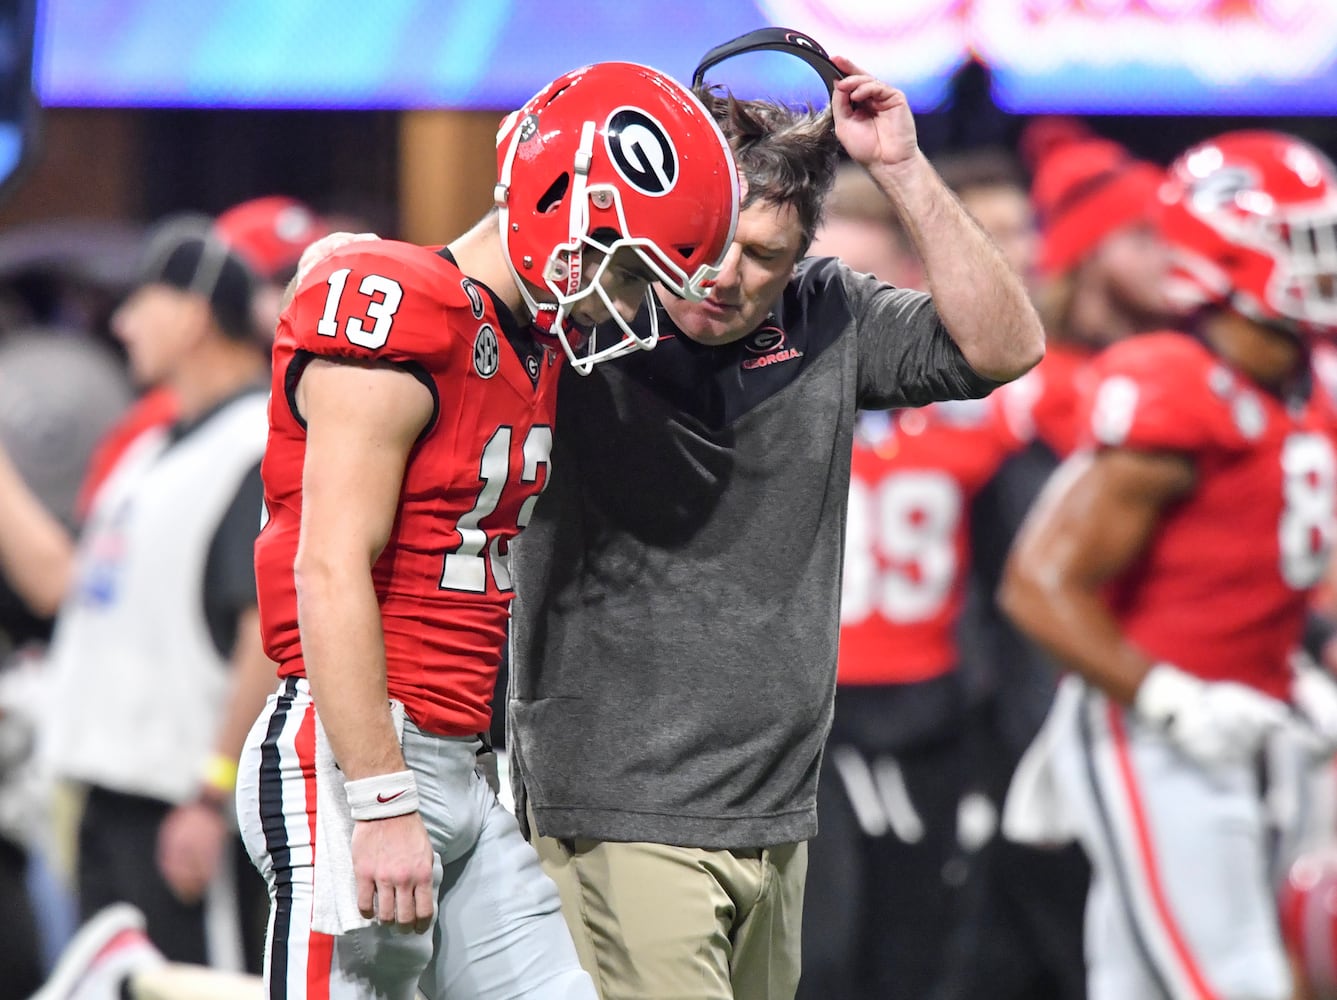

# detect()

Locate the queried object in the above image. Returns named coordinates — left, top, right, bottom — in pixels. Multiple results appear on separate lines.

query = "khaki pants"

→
left=529, top=809, right=806, bottom=1000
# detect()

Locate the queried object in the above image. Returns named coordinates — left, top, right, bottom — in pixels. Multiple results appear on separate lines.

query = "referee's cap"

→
left=137, top=214, right=256, bottom=341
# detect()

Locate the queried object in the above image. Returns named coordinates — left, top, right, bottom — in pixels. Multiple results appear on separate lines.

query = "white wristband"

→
left=345, top=769, right=419, bottom=821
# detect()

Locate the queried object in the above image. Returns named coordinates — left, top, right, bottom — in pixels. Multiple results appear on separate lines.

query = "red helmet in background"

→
left=1281, top=846, right=1337, bottom=999
left=1160, top=130, right=1337, bottom=340
left=495, top=60, right=739, bottom=373
left=216, top=195, right=328, bottom=283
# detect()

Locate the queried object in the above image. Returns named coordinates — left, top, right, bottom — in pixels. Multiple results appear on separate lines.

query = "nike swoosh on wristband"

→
left=377, top=790, right=406, bottom=803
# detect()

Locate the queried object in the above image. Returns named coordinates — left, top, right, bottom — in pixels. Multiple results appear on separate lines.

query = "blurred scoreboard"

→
left=35, top=0, right=1337, bottom=114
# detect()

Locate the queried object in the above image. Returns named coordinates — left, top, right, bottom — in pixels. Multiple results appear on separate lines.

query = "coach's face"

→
left=657, top=196, right=804, bottom=347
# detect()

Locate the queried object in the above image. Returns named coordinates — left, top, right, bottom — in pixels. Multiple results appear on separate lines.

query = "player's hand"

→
left=1134, top=663, right=1291, bottom=768
left=156, top=800, right=228, bottom=904
left=351, top=811, right=435, bottom=934
left=830, top=56, right=918, bottom=173
left=1290, top=651, right=1337, bottom=756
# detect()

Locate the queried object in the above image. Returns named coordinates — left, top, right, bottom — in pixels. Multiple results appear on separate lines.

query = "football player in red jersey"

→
left=1001, top=131, right=1337, bottom=1000
left=234, top=62, right=739, bottom=1000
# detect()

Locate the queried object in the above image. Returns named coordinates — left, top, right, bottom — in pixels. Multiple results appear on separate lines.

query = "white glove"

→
left=294, top=231, right=381, bottom=286
left=1134, top=663, right=1291, bottom=768
left=1290, top=652, right=1337, bottom=756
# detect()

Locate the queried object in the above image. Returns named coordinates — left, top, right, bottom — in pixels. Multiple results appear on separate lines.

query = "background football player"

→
left=1001, top=130, right=1337, bottom=1000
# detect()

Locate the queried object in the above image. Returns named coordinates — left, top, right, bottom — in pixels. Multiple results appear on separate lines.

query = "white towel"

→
left=311, top=699, right=407, bottom=935
left=1001, top=675, right=1082, bottom=847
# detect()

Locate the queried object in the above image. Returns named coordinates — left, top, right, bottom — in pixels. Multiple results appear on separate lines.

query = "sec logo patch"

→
left=473, top=325, right=500, bottom=379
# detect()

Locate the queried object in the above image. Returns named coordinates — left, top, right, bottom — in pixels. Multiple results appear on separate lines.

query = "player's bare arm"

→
left=295, top=357, right=431, bottom=777
left=999, top=447, right=1194, bottom=704
left=831, top=55, right=1044, bottom=383
left=296, top=356, right=436, bottom=932
left=0, top=441, right=75, bottom=617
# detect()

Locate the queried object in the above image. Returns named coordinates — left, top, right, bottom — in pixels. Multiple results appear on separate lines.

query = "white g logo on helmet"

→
left=605, top=108, right=678, bottom=197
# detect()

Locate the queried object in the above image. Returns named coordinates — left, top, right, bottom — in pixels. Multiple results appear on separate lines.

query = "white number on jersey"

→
left=440, top=425, right=553, bottom=594
left=316, top=267, right=403, bottom=349
left=1279, top=432, right=1336, bottom=588
left=842, top=470, right=963, bottom=625
left=1091, top=374, right=1140, bottom=446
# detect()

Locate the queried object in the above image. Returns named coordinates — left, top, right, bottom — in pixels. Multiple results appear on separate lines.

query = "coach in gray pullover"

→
left=509, top=58, right=1044, bottom=1000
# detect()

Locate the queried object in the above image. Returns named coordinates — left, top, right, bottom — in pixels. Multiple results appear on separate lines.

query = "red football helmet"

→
left=495, top=61, right=739, bottom=373
left=1281, top=846, right=1337, bottom=999
left=1160, top=130, right=1337, bottom=340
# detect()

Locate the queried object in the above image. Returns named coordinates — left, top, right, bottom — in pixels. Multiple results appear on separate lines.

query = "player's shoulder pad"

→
left=1087, top=330, right=1246, bottom=453
left=282, top=240, right=478, bottom=365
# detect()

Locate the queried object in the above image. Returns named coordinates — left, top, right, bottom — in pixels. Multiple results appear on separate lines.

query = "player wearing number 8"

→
left=238, top=60, right=738, bottom=1000
left=1001, top=131, right=1337, bottom=1000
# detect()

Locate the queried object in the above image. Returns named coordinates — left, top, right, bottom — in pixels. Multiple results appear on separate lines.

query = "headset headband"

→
left=691, top=26, right=844, bottom=97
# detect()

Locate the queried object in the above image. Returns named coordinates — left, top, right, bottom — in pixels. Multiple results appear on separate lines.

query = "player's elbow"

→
left=292, top=546, right=355, bottom=606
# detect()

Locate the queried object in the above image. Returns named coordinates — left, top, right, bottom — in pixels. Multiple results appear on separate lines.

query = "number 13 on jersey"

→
left=440, top=425, right=553, bottom=594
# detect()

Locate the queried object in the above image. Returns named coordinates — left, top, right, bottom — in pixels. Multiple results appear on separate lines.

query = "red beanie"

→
left=1029, top=133, right=1164, bottom=277
left=215, top=196, right=329, bottom=282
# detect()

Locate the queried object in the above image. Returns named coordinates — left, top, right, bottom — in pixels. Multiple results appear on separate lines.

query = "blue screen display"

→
left=35, top=0, right=1337, bottom=114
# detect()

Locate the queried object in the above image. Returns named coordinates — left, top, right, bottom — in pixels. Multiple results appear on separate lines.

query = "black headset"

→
left=691, top=26, right=845, bottom=100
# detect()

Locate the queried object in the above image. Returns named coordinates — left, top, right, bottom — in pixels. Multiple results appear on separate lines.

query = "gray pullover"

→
left=509, top=257, right=998, bottom=848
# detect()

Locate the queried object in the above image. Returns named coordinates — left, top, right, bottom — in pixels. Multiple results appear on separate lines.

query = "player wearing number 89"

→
left=237, top=61, right=738, bottom=1000
left=1001, top=131, right=1337, bottom=1000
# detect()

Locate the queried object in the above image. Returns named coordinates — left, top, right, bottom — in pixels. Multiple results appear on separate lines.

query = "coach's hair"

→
left=696, top=88, right=838, bottom=257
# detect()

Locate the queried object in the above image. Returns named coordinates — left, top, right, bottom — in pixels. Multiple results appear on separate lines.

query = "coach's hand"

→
left=1135, top=663, right=1291, bottom=768
left=830, top=56, right=918, bottom=173
left=295, top=231, right=381, bottom=285
left=351, top=811, right=435, bottom=934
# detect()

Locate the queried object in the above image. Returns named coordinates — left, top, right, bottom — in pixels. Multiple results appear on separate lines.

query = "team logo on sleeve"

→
left=461, top=279, right=486, bottom=319
left=605, top=108, right=677, bottom=196
left=473, top=325, right=500, bottom=379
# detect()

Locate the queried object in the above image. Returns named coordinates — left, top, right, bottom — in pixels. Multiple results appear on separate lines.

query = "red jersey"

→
left=839, top=400, right=1022, bottom=685
left=255, top=241, right=561, bottom=735
left=1085, top=332, right=1337, bottom=698
left=993, top=342, right=1098, bottom=459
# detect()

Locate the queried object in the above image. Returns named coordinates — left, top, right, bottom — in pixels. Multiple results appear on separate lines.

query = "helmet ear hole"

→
left=536, top=174, right=570, bottom=215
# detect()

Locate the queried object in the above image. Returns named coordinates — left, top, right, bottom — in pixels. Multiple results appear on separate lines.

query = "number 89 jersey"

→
left=256, top=240, right=561, bottom=736
left=839, top=402, right=1021, bottom=685
left=1087, top=331, right=1337, bottom=699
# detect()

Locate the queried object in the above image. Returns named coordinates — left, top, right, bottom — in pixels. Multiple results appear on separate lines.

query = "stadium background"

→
left=6, top=0, right=1337, bottom=251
